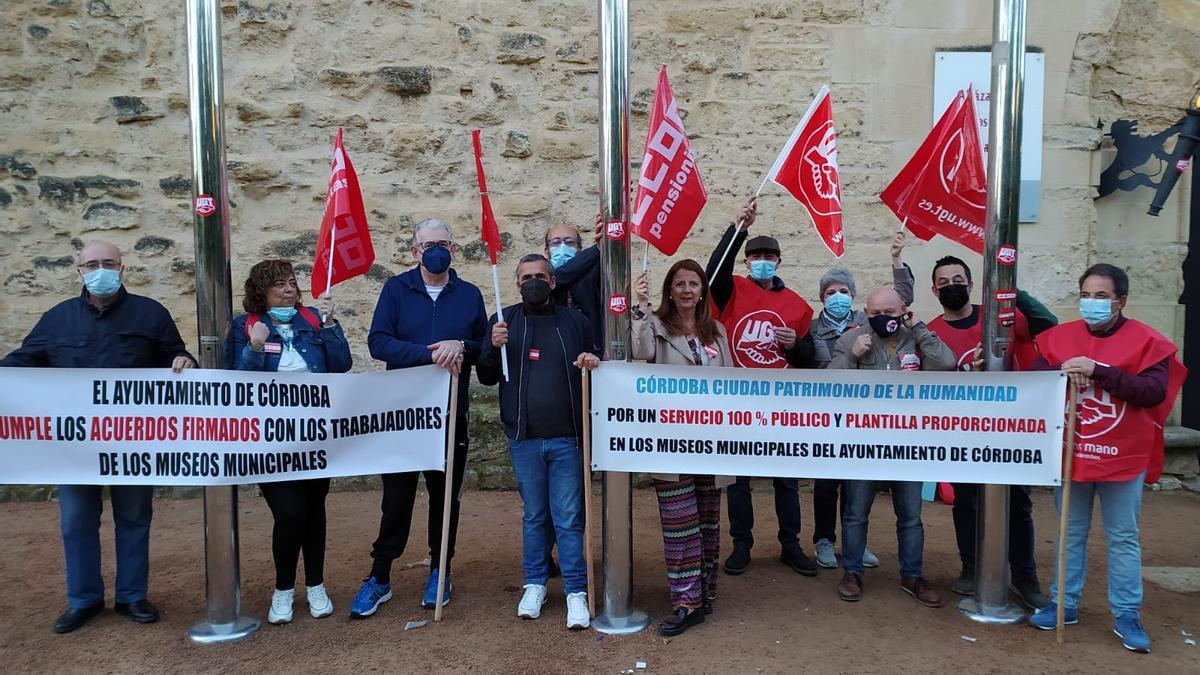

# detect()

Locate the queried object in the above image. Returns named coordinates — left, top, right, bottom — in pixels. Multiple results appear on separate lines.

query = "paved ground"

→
left=1, top=486, right=1198, bottom=674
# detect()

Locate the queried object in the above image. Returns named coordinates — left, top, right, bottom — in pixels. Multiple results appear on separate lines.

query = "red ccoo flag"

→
left=880, top=87, right=987, bottom=254
left=472, top=129, right=502, bottom=265
left=312, top=128, right=375, bottom=299
left=764, top=85, right=844, bottom=257
left=631, top=66, right=708, bottom=256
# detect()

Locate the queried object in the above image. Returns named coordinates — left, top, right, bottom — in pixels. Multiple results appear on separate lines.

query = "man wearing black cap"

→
left=705, top=197, right=818, bottom=577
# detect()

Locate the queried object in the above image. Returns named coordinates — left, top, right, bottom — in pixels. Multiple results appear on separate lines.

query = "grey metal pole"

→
left=958, top=0, right=1027, bottom=625
left=185, top=0, right=260, bottom=644
left=592, top=0, right=649, bottom=636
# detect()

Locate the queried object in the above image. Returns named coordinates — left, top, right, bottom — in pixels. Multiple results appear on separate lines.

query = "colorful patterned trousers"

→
left=653, top=474, right=721, bottom=611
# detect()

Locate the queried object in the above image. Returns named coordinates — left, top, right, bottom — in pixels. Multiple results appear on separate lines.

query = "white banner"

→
left=0, top=365, right=450, bottom=486
left=591, top=362, right=1067, bottom=485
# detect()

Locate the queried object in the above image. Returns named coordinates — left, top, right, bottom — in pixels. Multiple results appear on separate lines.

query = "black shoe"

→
left=658, top=607, right=705, bottom=637
left=114, top=599, right=160, bottom=624
left=952, top=569, right=976, bottom=596
left=1012, top=577, right=1050, bottom=610
left=53, top=603, right=103, bottom=634
left=548, top=557, right=561, bottom=579
left=723, top=546, right=751, bottom=575
left=702, top=596, right=715, bottom=615
left=780, top=547, right=818, bottom=577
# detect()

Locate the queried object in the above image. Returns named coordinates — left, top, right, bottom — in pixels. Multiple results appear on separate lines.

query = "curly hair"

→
left=242, top=259, right=298, bottom=314
left=653, top=258, right=723, bottom=346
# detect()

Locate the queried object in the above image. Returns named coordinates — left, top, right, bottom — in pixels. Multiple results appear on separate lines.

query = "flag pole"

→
left=1056, top=379, right=1078, bottom=643
left=641, top=240, right=649, bottom=272
left=434, top=373, right=461, bottom=622
left=708, top=183, right=767, bottom=285
left=491, top=264, right=509, bottom=381
left=581, top=367, right=597, bottom=618
left=321, top=224, right=336, bottom=324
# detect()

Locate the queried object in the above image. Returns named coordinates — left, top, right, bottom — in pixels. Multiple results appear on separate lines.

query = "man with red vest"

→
left=924, top=255, right=1057, bottom=610
left=1028, top=263, right=1185, bottom=654
left=706, top=197, right=818, bottom=578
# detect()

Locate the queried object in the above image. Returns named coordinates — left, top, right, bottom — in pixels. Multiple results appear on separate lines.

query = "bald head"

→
left=865, top=287, right=906, bottom=318
left=78, top=240, right=122, bottom=266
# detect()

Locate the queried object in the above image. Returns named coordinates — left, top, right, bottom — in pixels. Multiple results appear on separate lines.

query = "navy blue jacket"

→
left=1, top=287, right=195, bottom=369
left=225, top=308, right=352, bottom=373
left=368, top=267, right=487, bottom=412
left=552, top=245, right=603, bottom=352
left=477, top=302, right=598, bottom=441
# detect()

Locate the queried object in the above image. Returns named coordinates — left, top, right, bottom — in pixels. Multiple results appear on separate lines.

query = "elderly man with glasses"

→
left=350, top=218, right=488, bottom=619
left=1, top=239, right=196, bottom=634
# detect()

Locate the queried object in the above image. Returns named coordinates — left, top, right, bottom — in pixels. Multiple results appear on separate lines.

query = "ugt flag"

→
left=764, top=85, right=844, bottom=257
left=471, top=129, right=503, bottom=265
left=880, top=87, right=987, bottom=254
left=631, top=66, right=708, bottom=256
left=312, top=128, right=375, bottom=298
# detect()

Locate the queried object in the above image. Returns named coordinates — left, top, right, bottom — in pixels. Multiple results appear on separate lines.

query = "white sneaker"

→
left=307, top=583, right=333, bottom=619
left=566, top=592, right=590, bottom=630
left=268, top=588, right=294, bottom=625
left=517, top=584, right=547, bottom=619
left=863, top=547, right=881, bottom=568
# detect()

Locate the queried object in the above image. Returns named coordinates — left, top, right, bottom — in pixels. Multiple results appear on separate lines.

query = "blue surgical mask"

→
left=1079, top=298, right=1115, bottom=326
left=421, top=246, right=452, bottom=275
left=82, top=268, right=121, bottom=297
left=549, top=244, right=577, bottom=269
left=268, top=306, right=297, bottom=323
left=749, top=260, right=777, bottom=282
left=824, top=292, right=852, bottom=319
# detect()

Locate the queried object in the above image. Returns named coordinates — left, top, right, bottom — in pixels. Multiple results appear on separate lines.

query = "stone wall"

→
left=1, top=0, right=1197, bottom=496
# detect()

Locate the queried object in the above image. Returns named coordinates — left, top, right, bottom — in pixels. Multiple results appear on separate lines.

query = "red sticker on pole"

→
left=1177, top=158, right=1191, bottom=173
left=995, top=289, right=1017, bottom=302
left=194, top=194, right=216, bottom=217
left=998, top=308, right=1016, bottom=321
left=606, top=220, right=627, bottom=240
left=996, top=244, right=1017, bottom=266
left=608, top=294, right=628, bottom=315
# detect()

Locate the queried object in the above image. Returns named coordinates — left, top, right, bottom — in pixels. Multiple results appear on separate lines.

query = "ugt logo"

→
left=798, top=122, right=841, bottom=216
left=608, top=294, right=628, bottom=315
left=1075, top=376, right=1126, bottom=440
left=193, top=194, right=216, bottom=217
left=732, top=309, right=787, bottom=368
left=606, top=220, right=626, bottom=240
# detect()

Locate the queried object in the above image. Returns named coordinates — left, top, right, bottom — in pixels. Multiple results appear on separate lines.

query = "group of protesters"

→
left=1, top=195, right=1182, bottom=654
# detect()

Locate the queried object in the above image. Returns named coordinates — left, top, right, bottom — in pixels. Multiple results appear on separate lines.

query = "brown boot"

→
left=900, top=576, right=942, bottom=608
left=837, top=572, right=863, bottom=602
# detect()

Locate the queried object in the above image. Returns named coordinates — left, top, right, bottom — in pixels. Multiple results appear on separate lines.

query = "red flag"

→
left=765, top=85, right=844, bottom=257
left=631, top=66, right=708, bottom=256
left=312, top=128, right=375, bottom=299
left=472, top=129, right=502, bottom=265
left=880, top=88, right=987, bottom=253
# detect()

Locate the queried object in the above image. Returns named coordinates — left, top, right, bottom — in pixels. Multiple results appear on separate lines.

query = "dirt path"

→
left=1, top=487, right=1198, bottom=673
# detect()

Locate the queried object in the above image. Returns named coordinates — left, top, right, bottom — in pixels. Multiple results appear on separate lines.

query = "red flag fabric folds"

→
left=312, top=128, right=375, bottom=299
left=472, top=129, right=503, bottom=265
left=631, top=66, right=708, bottom=256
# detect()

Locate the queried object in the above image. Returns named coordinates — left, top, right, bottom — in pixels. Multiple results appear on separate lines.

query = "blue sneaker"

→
left=348, top=577, right=392, bottom=619
left=422, top=568, right=452, bottom=608
left=1029, top=602, right=1077, bottom=630
left=1113, top=612, right=1151, bottom=653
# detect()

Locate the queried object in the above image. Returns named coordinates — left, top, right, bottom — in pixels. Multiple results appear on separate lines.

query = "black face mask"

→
left=520, top=278, right=552, bottom=307
left=869, top=314, right=902, bottom=338
left=937, top=283, right=970, bottom=311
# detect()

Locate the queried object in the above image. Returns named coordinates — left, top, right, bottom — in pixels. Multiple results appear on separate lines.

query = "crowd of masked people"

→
left=1, top=196, right=1181, bottom=655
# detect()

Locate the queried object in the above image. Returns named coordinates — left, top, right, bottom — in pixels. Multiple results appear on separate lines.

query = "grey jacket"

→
left=829, top=321, right=956, bottom=372
left=812, top=265, right=916, bottom=369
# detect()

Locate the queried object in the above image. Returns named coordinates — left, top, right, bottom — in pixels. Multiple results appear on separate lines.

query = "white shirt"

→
left=426, top=284, right=445, bottom=302
left=274, top=324, right=309, bottom=373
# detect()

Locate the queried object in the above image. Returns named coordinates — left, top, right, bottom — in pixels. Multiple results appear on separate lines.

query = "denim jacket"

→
left=225, top=308, right=352, bottom=373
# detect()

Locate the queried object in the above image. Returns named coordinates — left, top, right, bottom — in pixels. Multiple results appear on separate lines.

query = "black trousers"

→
left=260, top=478, right=332, bottom=590
left=369, top=415, right=469, bottom=582
left=726, top=476, right=802, bottom=551
left=950, top=483, right=1037, bottom=581
left=812, top=478, right=843, bottom=544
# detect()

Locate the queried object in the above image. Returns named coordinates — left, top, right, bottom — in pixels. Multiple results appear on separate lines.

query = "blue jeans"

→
left=1050, top=474, right=1144, bottom=617
left=841, top=481, right=925, bottom=577
left=58, top=485, right=154, bottom=608
left=508, top=437, right=586, bottom=594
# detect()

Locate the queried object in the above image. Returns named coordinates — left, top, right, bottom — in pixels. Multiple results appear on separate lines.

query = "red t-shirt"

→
left=715, top=276, right=813, bottom=369
left=926, top=305, right=1037, bottom=371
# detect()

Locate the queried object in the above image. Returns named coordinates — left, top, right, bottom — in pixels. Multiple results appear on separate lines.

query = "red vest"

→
left=1038, top=318, right=1186, bottom=483
left=927, top=305, right=1036, bottom=371
left=716, top=275, right=813, bottom=369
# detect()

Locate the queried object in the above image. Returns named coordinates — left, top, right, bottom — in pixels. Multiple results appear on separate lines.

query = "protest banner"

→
left=0, top=365, right=450, bottom=486
left=590, top=362, right=1067, bottom=485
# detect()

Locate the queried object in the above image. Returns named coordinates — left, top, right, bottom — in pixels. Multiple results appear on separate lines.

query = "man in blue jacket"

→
left=350, top=219, right=487, bottom=618
left=1, top=240, right=196, bottom=634
left=478, top=253, right=599, bottom=629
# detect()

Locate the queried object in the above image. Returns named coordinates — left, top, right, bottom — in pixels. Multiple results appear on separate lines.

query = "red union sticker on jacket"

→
left=900, top=353, right=920, bottom=371
left=995, top=290, right=1017, bottom=302
left=606, top=220, right=627, bottom=240
left=528, top=348, right=541, bottom=361
left=608, top=295, right=628, bottom=314
left=194, top=194, right=217, bottom=216
left=996, top=245, right=1017, bottom=266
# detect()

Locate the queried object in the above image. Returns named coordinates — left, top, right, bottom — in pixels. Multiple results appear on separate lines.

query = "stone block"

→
left=376, top=66, right=432, bottom=96
left=109, top=96, right=165, bottom=124
left=496, top=32, right=547, bottom=65
left=501, top=130, right=532, bottom=158
left=82, top=201, right=138, bottom=231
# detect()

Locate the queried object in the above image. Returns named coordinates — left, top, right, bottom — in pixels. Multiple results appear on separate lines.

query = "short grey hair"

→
left=516, top=253, right=553, bottom=277
left=411, top=218, right=453, bottom=246
left=819, top=267, right=857, bottom=298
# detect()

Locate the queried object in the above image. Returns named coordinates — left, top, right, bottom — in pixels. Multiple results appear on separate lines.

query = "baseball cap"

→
left=744, top=235, right=781, bottom=256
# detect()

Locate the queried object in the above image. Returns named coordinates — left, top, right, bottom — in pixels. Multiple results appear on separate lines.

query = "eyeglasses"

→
left=78, top=260, right=121, bottom=272
left=415, top=240, right=452, bottom=252
left=548, top=237, right=580, bottom=248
